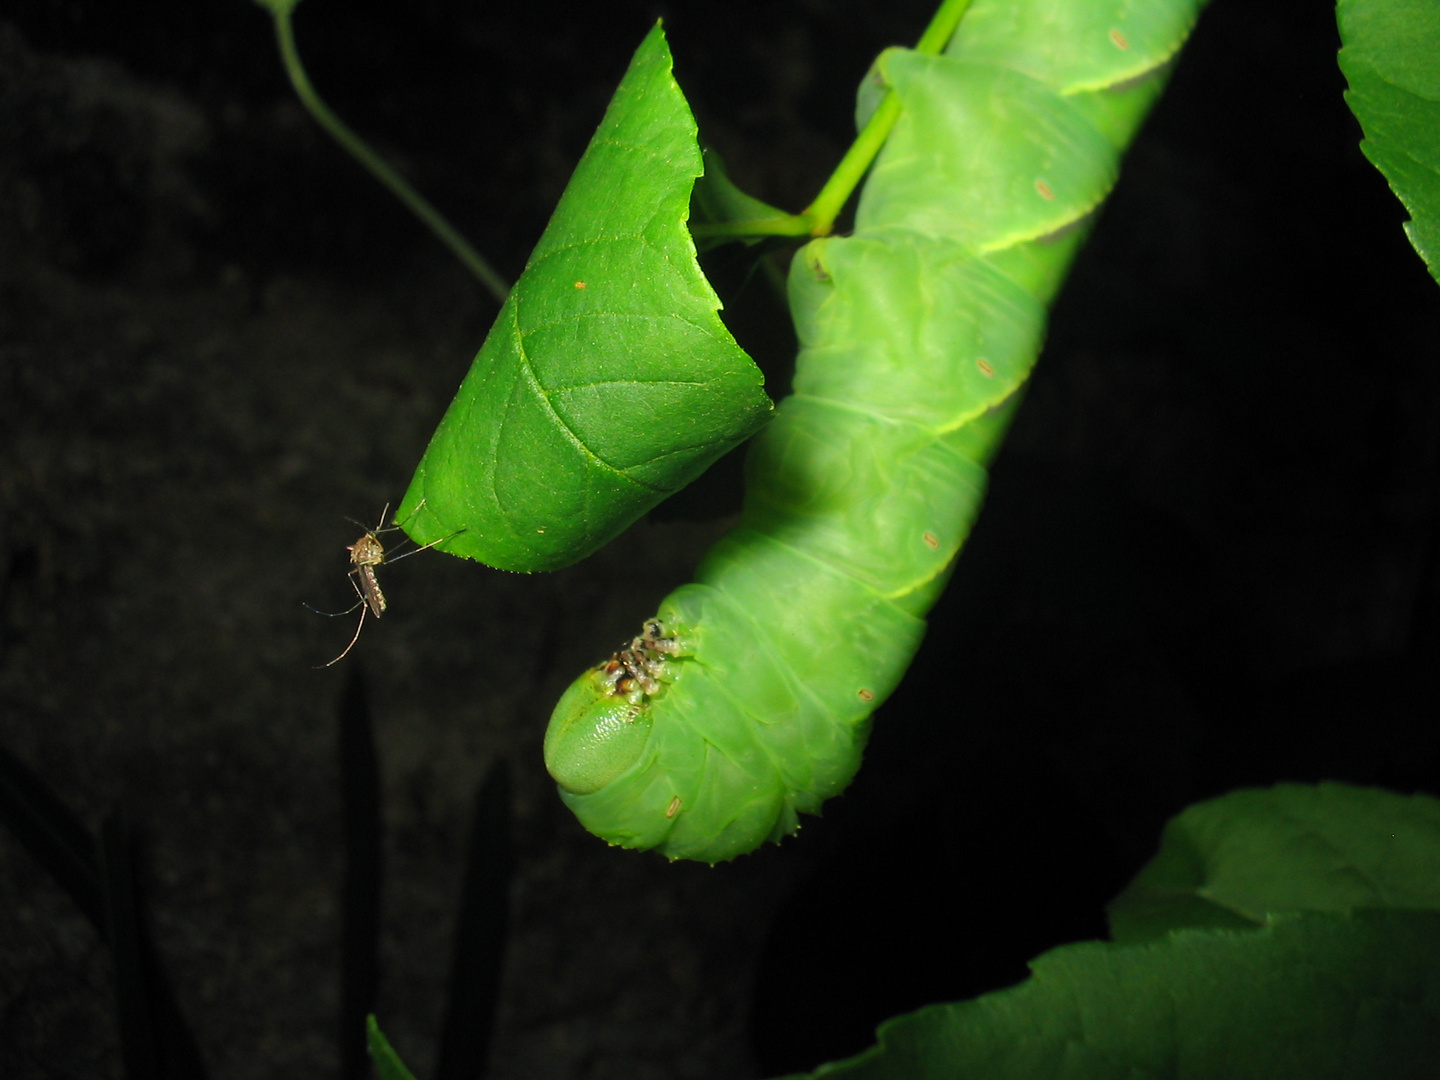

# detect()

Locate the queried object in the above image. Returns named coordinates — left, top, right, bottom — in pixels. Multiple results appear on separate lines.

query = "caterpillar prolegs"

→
left=545, top=0, right=1208, bottom=862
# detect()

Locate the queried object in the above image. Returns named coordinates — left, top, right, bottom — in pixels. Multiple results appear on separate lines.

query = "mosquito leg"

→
left=316, top=606, right=368, bottom=668
left=304, top=568, right=367, bottom=618
left=384, top=527, right=467, bottom=564
left=390, top=498, right=425, bottom=529
left=303, top=599, right=365, bottom=618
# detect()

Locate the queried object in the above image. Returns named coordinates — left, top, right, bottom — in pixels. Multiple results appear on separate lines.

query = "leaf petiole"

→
left=693, top=0, right=973, bottom=242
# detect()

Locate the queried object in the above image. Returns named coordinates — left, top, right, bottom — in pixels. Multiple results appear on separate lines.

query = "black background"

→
left=2, top=0, right=1437, bottom=1077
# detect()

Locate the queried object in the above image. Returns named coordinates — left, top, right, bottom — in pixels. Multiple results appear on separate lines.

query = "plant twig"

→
left=259, top=0, right=510, bottom=304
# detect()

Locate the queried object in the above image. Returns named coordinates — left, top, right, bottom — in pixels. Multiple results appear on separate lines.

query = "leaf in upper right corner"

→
left=1106, top=782, right=1440, bottom=943
left=1338, top=0, right=1440, bottom=288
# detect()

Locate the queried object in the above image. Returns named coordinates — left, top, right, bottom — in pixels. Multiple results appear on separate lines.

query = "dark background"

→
left=2, top=0, right=1438, bottom=1077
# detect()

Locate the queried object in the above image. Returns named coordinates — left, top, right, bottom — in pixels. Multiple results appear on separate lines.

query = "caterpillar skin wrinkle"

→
left=546, top=0, right=1207, bottom=862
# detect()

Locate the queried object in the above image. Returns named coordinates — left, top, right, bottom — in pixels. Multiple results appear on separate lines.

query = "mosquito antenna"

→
left=345, top=502, right=390, bottom=535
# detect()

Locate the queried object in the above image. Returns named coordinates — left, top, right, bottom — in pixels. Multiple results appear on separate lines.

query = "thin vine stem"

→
left=691, top=0, right=973, bottom=242
left=268, top=3, right=510, bottom=304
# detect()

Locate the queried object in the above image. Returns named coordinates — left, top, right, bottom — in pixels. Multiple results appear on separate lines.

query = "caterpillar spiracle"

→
left=543, top=0, right=1208, bottom=862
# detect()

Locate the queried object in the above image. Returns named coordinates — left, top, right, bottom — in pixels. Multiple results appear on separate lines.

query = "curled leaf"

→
left=399, top=24, right=770, bottom=572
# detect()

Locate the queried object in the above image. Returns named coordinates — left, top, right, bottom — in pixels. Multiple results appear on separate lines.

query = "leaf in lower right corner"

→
left=1338, top=0, right=1440, bottom=287
left=786, top=911, right=1440, bottom=1080
left=366, top=1016, right=418, bottom=1080
left=1106, top=782, right=1440, bottom=943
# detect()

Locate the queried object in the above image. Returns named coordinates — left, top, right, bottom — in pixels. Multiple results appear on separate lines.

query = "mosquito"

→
left=308, top=501, right=462, bottom=668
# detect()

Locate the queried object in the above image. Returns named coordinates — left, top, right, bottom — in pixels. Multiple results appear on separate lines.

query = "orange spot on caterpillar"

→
left=858, top=688, right=875, bottom=703
left=574, top=281, right=587, bottom=289
left=1035, top=180, right=1055, bottom=201
left=665, top=795, right=682, bottom=818
left=1109, top=28, right=1130, bottom=50
left=922, top=532, right=940, bottom=550
left=976, top=358, right=995, bottom=377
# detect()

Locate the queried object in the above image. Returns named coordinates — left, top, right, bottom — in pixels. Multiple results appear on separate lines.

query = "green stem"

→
left=690, top=215, right=816, bottom=240
left=799, top=91, right=903, bottom=236
left=804, top=0, right=972, bottom=233
left=270, top=4, right=509, bottom=304
left=912, top=0, right=974, bottom=55
left=691, top=0, right=972, bottom=242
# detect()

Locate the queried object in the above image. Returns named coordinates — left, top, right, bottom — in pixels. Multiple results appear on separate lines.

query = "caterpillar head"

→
left=543, top=671, right=653, bottom=795
left=545, top=621, right=679, bottom=794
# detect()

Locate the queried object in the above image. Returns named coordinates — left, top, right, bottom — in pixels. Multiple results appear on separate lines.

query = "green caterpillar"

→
left=542, top=0, right=1208, bottom=862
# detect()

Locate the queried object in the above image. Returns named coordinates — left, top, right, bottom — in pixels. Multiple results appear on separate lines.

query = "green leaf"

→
left=1108, top=782, right=1440, bottom=943
left=784, top=911, right=1440, bottom=1080
left=366, top=1016, right=418, bottom=1080
left=1338, top=0, right=1440, bottom=287
left=398, top=24, right=771, bottom=572
left=780, top=784, right=1440, bottom=1080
